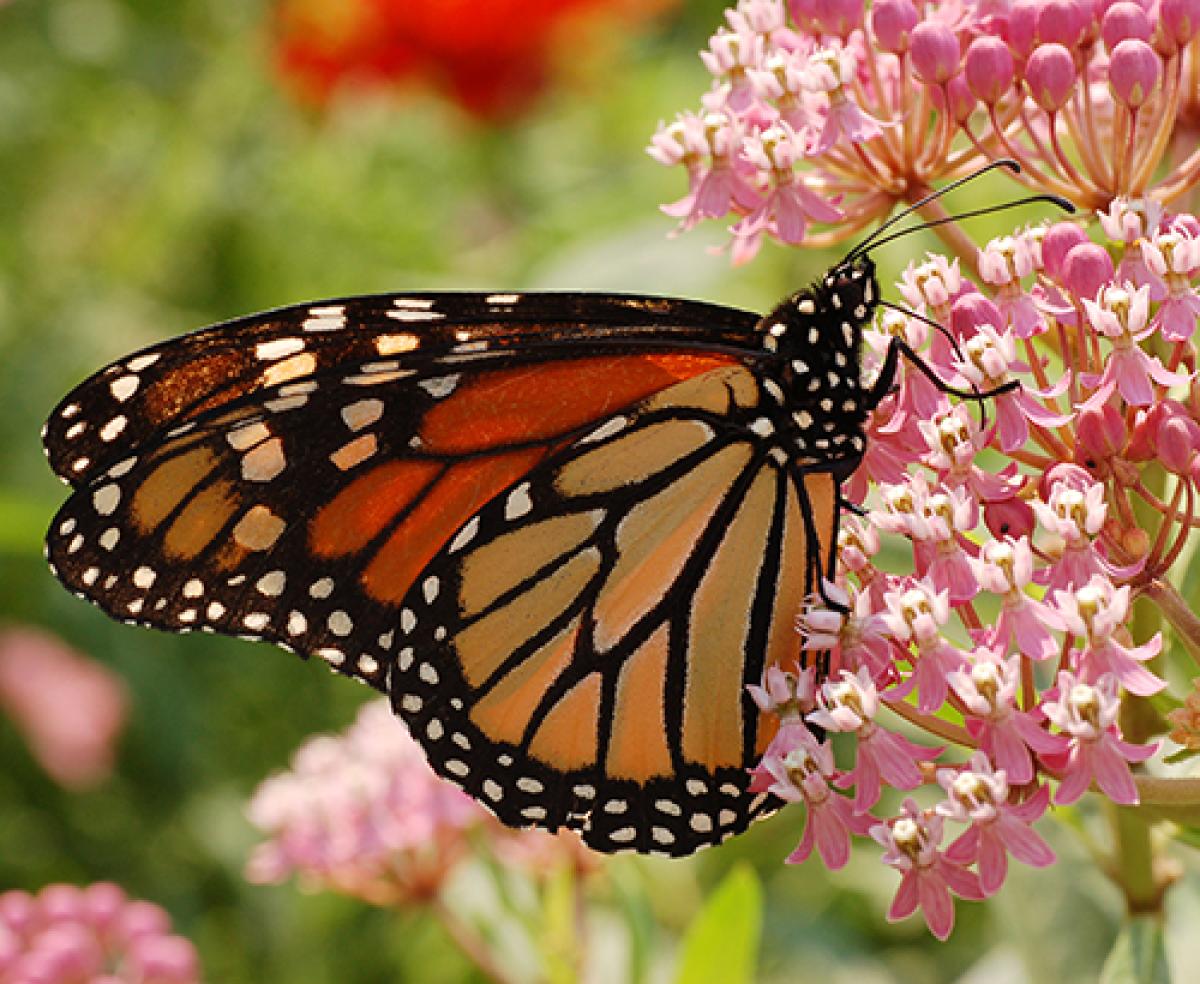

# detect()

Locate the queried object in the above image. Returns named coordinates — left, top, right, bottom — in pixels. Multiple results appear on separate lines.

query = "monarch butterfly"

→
left=42, top=163, right=1069, bottom=856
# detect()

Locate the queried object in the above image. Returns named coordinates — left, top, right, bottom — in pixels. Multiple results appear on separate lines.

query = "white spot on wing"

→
left=127, top=354, right=160, bottom=372
left=419, top=375, right=461, bottom=398
left=99, top=416, right=127, bottom=442
left=110, top=375, right=140, bottom=402
left=256, top=338, right=306, bottom=361
left=505, top=482, right=533, bottom=520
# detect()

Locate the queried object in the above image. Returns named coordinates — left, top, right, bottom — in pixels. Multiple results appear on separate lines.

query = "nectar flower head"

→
left=0, top=882, right=200, bottom=983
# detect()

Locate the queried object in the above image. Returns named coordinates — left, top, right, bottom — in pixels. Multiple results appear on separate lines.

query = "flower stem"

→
left=432, top=897, right=521, bottom=984
left=1108, top=803, right=1166, bottom=916
left=1141, top=578, right=1200, bottom=667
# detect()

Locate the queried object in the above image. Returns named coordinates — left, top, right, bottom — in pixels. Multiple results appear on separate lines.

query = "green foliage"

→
left=1100, top=917, right=1170, bottom=984
left=673, top=866, right=763, bottom=984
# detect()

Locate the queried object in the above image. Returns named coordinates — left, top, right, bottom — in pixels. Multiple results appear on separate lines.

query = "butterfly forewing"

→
left=43, top=292, right=761, bottom=488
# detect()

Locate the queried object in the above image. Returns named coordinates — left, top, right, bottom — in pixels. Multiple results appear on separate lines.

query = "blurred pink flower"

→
left=246, top=698, right=483, bottom=904
left=246, top=698, right=591, bottom=905
left=0, top=628, right=128, bottom=789
left=0, top=882, right=199, bottom=984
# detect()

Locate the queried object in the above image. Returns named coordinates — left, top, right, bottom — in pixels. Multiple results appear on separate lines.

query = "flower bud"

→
left=1038, top=0, right=1088, bottom=47
left=1075, top=402, right=1127, bottom=469
left=1041, top=222, right=1091, bottom=280
left=951, top=292, right=1005, bottom=337
left=965, top=36, right=1015, bottom=104
left=1062, top=243, right=1115, bottom=299
left=871, top=0, right=920, bottom=52
left=810, top=0, right=864, bottom=38
left=911, top=21, right=961, bottom=84
left=1126, top=403, right=1165, bottom=460
left=984, top=495, right=1037, bottom=540
left=1109, top=38, right=1161, bottom=107
left=938, top=73, right=977, bottom=122
left=1102, top=2, right=1153, bottom=49
left=1026, top=43, right=1077, bottom=111
left=1159, top=417, right=1197, bottom=474
left=1161, top=0, right=1200, bottom=47
left=1006, top=0, right=1041, bottom=59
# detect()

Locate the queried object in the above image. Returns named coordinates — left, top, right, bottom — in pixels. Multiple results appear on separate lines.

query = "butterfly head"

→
left=759, top=253, right=878, bottom=374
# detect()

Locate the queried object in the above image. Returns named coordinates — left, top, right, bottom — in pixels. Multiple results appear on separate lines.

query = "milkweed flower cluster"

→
left=650, top=0, right=1200, bottom=263
left=246, top=699, right=593, bottom=906
left=0, top=883, right=199, bottom=984
left=663, top=0, right=1200, bottom=943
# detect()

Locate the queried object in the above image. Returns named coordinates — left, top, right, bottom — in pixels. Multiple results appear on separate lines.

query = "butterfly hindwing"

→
left=387, top=364, right=841, bottom=854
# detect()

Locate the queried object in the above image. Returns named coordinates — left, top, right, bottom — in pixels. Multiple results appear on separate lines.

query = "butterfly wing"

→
left=44, top=293, right=762, bottom=690
left=386, top=365, right=840, bottom=854
left=43, top=291, right=762, bottom=488
left=43, top=292, right=835, bottom=855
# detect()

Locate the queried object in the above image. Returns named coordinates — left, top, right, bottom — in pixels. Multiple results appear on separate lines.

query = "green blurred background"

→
left=2, top=1, right=1196, bottom=981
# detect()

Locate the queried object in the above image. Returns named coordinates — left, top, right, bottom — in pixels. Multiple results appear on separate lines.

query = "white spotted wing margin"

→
left=43, top=292, right=761, bottom=489
left=386, top=365, right=839, bottom=856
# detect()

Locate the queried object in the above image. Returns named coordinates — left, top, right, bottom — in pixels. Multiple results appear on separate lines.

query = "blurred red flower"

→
left=272, top=0, right=676, bottom=120
left=0, top=628, right=128, bottom=789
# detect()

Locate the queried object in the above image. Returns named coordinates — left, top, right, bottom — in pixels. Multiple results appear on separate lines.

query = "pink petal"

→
left=887, top=870, right=920, bottom=921
left=917, top=873, right=957, bottom=940
left=1090, top=740, right=1139, bottom=804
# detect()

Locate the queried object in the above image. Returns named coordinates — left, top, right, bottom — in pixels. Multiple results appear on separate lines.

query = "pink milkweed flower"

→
left=918, top=404, right=1018, bottom=504
left=968, top=537, right=1062, bottom=661
left=660, top=113, right=762, bottom=232
left=751, top=722, right=872, bottom=869
left=808, top=667, right=940, bottom=811
left=1081, top=282, right=1191, bottom=407
left=802, top=44, right=884, bottom=154
left=825, top=587, right=897, bottom=682
left=842, top=396, right=920, bottom=501
left=1098, top=197, right=1166, bottom=294
left=245, top=699, right=484, bottom=904
left=1052, top=576, right=1167, bottom=696
left=748, top=47, right=821, bottom=131
left=748, top=661, right=818, bottom=719
left=977, top=234, right=1044, bottom=337
left=732, top=122, right=843, bottom=261
left=1042, top=672, right=1159, bottom=805
left=0, top=882, right=200, bottom=983
left=1141, top=227, right=1200, bottom=341
left=0, top=628, right=129, bottom=790
left=880, top=580, right=968, bottom=713
left=935, top=753, right=1056, bottom=896
left=899, top=253, right=963, bottom=320
left=952, top=323, right=1073, bottom=453
left=871, top=799, right=985, bottom=940
left=701, top=27, right=766, bottom=113
left=1032, top=477, right=1123, bottom=593
left=866, top=308, right=948, bottom=418
left=947, top=650, right=1069, bottom=784
left=646, top=112, right=710, bottom=183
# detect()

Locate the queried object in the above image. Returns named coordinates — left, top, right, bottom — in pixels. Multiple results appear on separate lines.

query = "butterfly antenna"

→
left=843, top=160, right=1075, bottom=264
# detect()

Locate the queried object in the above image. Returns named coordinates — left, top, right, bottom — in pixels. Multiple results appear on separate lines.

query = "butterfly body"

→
left=44, top=256, right=881, bottom=856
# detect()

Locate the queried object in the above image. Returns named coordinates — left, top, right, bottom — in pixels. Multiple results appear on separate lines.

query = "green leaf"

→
left=0, top=492, right=50, bottom=556
left=1099, top=917, right=1170, bottom=984
left=672, top=866, right=762, bottom=984
left=1162, top=747, right=1200, bottom=766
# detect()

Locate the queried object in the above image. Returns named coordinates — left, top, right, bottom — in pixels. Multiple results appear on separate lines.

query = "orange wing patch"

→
left=527, top=671, right=602, bottom=770
left=606, top=624, right=673, bottom=781
left=361, top=449, right=545, bottom=604
left=420, top=354, right=738, bottom=454
left=682, top=467, right=777, bottom=770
